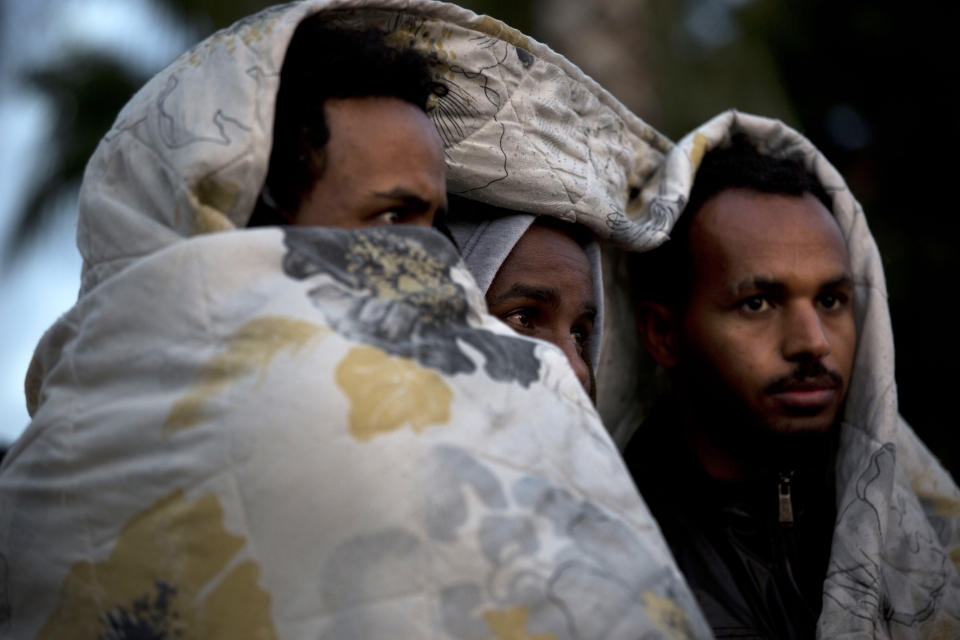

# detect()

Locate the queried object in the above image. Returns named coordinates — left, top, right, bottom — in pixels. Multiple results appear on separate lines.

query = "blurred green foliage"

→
left=11, top=54, right=143, bottom=254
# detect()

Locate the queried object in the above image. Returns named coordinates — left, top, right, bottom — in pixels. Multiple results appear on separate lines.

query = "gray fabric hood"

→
left=69, top=0, right=671, bottom=299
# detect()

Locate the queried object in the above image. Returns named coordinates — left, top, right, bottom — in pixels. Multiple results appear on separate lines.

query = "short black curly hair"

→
left=249, top=16, right=444, bottom=225
left=631, top=135, right=833, bottom=307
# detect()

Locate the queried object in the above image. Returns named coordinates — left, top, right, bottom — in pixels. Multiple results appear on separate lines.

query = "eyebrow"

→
left=491, top=283, right=560, bottom=308
left=821, top=275, right=854, bottom=291
left=730, top=277, right=781, bottom=297
left=730, top=273, right=854, bottom=296
left=490, top=283, right=598, bottom=319
left=372, top=188, right=447, bottom=217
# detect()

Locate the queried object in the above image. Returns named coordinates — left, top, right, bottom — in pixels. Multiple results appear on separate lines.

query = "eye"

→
left=740, top=295, right=771, bottom=313
left=818, top=291, right=849, bottom=311
left=571, top=324, right=591, bottom=355
left=501, top=308, right=536, bottom=332
left=372, top=210, right=402, bottom=225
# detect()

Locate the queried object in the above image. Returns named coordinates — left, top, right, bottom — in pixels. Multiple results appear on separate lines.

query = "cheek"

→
left=827, top=317, right=857, bottom=378
left=407, top=217, right=435, bottom=228
left=685, top=311, right=747, bottom=363
left=682, top=313, right=775, bottom=394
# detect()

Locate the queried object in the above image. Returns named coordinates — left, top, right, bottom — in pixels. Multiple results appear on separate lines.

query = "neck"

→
left=677, top=403, right=836, bottom=481
left=684, top=424, right=749, bottom=480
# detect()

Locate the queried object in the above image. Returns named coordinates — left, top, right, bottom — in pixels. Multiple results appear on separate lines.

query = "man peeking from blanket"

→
left=248, top=15, right=447, bottom=230
left=248, top=18, right=602, bottom=404
left=448, top=197, right=602, bottom=403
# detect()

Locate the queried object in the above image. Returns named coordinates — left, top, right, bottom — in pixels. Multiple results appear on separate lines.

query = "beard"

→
left=674, top=355, right=845, bottom=474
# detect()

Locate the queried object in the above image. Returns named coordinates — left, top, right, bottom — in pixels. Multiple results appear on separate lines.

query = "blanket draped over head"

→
left=0, top=1, right=712, bottom=639
left=607, top=111, right=960, bottom=639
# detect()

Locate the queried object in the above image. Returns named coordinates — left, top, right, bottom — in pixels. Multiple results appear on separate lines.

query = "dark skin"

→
left=638, top=188, right=856, bottom=479
left=293, top=97, right=447, bottom=228
left=486, top=224, right=597, bottom=398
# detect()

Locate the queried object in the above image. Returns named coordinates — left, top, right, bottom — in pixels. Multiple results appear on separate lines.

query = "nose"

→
left=407, top=211, right=436, bottom=228
left=782, top=303, right=831, bottom=361
left=558, top=337, right=592, bottom=393
left=414, top=197, right=447, bottom=228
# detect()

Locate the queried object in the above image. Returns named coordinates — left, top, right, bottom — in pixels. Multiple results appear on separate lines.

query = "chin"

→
left=755, top=415, right=837, bottom=465
left=756, top=397, right=845, bottom=436
left=765, top=416, right=837, bottom=435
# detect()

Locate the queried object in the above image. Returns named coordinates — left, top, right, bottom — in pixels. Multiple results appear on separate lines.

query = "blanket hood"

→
left=47, top=0, right=672, bottom=415
left=73, top=0, right=670, bottom=297
left=607, top=110, right=960, bottom=638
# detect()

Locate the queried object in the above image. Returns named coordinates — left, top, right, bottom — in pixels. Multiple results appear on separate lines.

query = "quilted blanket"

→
left=0, top=1, right=709, bottom=638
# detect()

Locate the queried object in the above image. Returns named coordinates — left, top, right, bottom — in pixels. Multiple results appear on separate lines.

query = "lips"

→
left=766, top=375, right=842, bottom=413
left=773, top=387, right=837, bottom=409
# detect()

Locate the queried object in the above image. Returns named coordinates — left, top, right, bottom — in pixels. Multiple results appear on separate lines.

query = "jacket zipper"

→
left=778, top=471, right=794, bottom=524
left=777, top=469, right=817, bottom=624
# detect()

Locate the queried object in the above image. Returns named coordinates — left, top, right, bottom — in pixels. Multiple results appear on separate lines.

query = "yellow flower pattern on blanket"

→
left=165, top=316, right=328, bottom=433
left=911, top=468, right=960, bottom=572
left=38, top=490, right=275, bottom=639
left=641, top=590, right=696, bottom=640
left=344, top=232, right=466, bottom=324
left=481, top=606, right=557, bottom=640
left=688, top=132, right=709, bottom=179
left=336, top=345, right=452, bottom=440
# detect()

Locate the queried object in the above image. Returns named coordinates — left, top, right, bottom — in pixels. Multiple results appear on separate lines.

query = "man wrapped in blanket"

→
left=615, top=112, right=960, bottom=638
left=0, top=2, right=711, bottom=638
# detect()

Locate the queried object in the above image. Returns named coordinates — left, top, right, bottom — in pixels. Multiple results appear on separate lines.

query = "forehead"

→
left=323, top=96, right=445, bottom=173
left=688, top=188, right=850, bottom=287
left=492, top=224, right=594, bottom=299
left=501, top=225, right=591, bottom=278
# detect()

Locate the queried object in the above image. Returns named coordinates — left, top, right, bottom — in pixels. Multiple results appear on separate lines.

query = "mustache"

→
left=764, top=358, right=844, bottom=394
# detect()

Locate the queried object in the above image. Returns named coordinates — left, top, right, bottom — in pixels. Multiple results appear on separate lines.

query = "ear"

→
left=637, top=301, right=679, bottom=368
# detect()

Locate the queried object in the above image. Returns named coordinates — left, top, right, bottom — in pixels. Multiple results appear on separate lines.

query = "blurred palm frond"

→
left=4, top=52, right=144, bottom=264
left=3, top=0, right=269, bottom=265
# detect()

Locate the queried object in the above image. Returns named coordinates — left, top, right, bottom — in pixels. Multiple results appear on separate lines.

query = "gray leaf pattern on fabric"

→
left=281, top=226, right=541, bottom=387
left=318, top=529, right=426, bottom=640
left=320, top=444, right=700, bottom=640
left=827, top=443, right=952, bottom=631
left=425, top=444, right=509, bottom=541
left=422, top=445, right=700, bottom=638
left=319, top=528, right=423, bottom=610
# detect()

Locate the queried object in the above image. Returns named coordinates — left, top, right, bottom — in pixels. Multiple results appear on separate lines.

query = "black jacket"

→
left=624, top=411, right=836, bottom=639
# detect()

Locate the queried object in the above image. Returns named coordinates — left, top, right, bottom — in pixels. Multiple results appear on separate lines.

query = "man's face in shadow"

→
left=667, top=188, right=856, bottom=437
left=293, top=96, right=447, bottom=229
left=486, top=224, right=597, bottom=398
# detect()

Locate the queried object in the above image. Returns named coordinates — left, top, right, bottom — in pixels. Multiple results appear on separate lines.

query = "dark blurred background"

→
left=0, top=0, right=956, bottom=475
